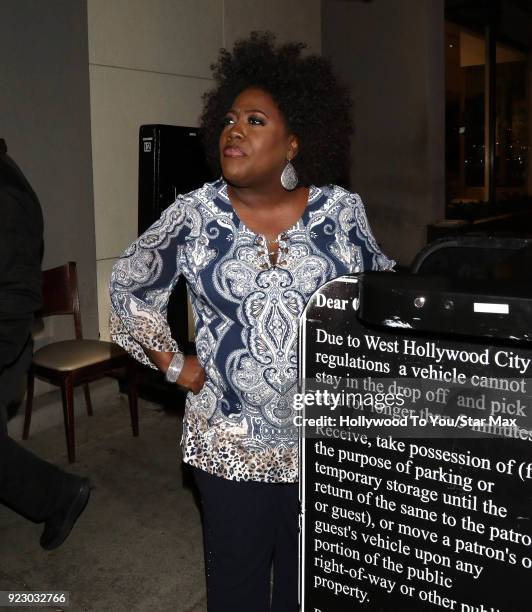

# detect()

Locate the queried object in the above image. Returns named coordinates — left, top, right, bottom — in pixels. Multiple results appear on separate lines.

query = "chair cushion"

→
left=33, top=340, right=126, bottom=371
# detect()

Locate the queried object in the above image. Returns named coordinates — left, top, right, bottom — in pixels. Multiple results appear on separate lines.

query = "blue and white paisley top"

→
left=109, top=179, right=393, bottom=482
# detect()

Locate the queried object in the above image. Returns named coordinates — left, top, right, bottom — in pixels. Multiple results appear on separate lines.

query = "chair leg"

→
left=22, top=367, right=35, bottom=439
left=126, top=359, right=139, bottom=437
left=83, top=383, right=93, bottom=416
left=60, top=377, right=76, bottom=463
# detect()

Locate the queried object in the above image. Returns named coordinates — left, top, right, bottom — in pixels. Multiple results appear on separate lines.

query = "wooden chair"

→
left=23, top=262, right=138, bottom=462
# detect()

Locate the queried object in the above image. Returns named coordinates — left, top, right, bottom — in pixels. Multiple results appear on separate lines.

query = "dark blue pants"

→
left=0, top=337, right=66, bottom=522
left=193, top=467, right=299, bottom=612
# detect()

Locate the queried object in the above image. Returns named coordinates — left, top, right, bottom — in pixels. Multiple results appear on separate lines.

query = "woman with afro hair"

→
left=110, top=31, right=393, bottom=612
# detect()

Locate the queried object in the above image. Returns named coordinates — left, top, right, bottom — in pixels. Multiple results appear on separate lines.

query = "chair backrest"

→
left=40, top=262, right=83, bottom=339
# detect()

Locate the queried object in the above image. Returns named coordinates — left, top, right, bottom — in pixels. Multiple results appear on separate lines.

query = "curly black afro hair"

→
left=200, top=31, right=353, bottom=187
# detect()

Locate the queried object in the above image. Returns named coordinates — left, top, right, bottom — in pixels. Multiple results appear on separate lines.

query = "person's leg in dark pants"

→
left=271, top=482, right=299, bottom=612
left=193, top=467, right=299, bottom=612
left=0, top=412, right=90, bottom=549
left=0, top=339, right=66, bottom=521
left=0, top=338, right=90, bottom=546
left=0, top=336, right=33, bottom=432
left=193, top=468, right=274, bottom=612
left=0, top=434, right=68, bottom=522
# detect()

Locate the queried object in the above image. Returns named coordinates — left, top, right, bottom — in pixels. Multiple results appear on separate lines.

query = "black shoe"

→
left=40, top=478, right=91, bottom=550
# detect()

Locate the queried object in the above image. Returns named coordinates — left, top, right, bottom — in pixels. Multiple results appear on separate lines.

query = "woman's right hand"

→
left=177, top=355, right=205, bottom=394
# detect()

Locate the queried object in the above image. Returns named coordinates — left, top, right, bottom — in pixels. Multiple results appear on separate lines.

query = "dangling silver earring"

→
left=280, top=159, right=298, bottom=191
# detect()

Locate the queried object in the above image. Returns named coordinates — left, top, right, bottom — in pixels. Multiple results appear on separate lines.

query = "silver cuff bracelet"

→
left=165, top=351, right=185, bottom=384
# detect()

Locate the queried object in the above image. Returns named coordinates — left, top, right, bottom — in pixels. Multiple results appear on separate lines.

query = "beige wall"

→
left=88, top=0, right=322, bottom=339
left=322, top=0, right=445, bottom=266
left=1, top=1, right=97, bottom=396
left=0, top=1, right=97, bottom=337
